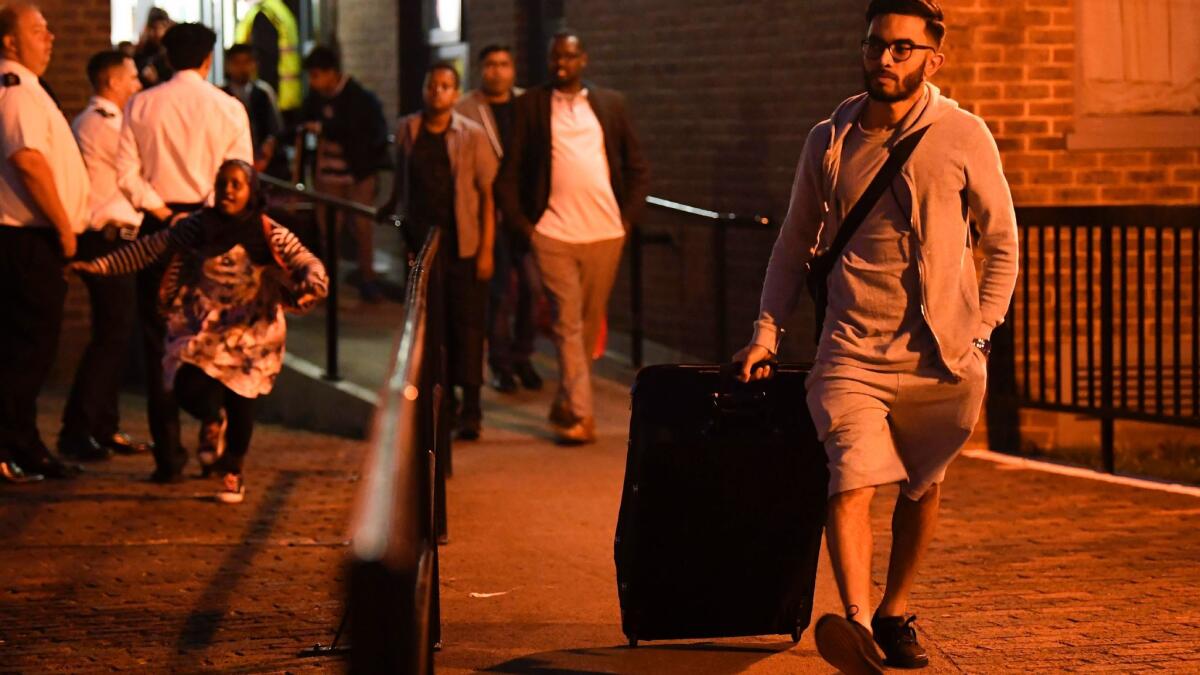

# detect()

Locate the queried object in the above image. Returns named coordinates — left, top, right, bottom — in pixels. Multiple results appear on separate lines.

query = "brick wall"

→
left=35, top=1, right=112, bottom=385
left=937, top=0, right=1200, bottom=205
left=40, top=0, right=111, bottom=116
left=335, top=0, right=400, bottom=121
left=461, top=0, right=1199, bottom=365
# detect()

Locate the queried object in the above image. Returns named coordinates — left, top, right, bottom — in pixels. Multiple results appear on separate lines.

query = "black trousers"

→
left=443, top=250, right=488, bottom=423
left=0, top=227, right=67, bottom=464
left=173, top=364, right=256, bottom=474
left=487, top=226, right=538, bottom=372
left=138, top=204, right=201, bottom=473
left=60, top=230, right=138, bottom=443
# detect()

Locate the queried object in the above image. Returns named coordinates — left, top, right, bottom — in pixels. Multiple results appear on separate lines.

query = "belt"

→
left=100, top=222, right=139, bottom=241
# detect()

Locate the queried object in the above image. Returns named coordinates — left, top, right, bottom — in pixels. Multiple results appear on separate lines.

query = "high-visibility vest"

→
left=235, top=0, right=302, bottom=111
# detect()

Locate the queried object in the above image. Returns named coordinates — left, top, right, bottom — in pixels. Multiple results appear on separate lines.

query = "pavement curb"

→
left=255, top=353, right=379, bottom=439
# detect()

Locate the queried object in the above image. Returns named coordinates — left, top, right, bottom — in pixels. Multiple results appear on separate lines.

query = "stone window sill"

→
left=1066, top=115, right=1200, bottom=150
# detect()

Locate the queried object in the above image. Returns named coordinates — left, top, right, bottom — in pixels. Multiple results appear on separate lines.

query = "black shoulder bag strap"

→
left=804, top=124, right=930, bottom=343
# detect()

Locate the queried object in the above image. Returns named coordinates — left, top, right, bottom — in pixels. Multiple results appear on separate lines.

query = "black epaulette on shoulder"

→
left=1, top=72, right=20, bottom=87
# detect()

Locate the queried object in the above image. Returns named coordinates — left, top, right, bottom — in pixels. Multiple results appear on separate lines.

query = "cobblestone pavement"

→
left=4, top=353, right=1199, bottom=673
left=0, top=392, right=362, bottom=673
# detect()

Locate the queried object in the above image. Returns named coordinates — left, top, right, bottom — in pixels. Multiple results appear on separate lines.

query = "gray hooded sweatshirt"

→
left=751, top=83, right=1019, bottom=380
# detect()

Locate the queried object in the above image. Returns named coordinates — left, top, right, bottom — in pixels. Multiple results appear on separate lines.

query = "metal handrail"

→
left=260, top=174, right=403, bottom=381
left=260, top=174, right=383, bottom=219
left=630, top=196, right=776, bottom=366
left=346, top=227, right=442, bottom=674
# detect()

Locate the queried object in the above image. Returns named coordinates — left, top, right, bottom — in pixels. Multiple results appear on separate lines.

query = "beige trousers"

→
left=530, top=231, right=624, bottom=421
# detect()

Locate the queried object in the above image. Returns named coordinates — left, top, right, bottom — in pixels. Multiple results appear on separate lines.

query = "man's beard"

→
left=863, top=65, right=925, bottom=103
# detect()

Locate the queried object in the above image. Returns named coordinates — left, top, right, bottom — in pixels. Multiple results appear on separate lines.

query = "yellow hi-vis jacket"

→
left=235, top=0, right=301, bottom=111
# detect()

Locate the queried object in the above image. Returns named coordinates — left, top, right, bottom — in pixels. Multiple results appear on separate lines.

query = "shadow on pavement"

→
left=172, top=470, right=300, bottom=656
left=482, top=640, right=795, bottom=674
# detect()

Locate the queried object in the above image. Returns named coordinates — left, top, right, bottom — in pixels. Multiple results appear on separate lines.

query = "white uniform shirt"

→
left=73, top=96, right=143, bottom=230
left=117, top=69, right=253, bottom=211
left=0, top=59, right=89, bottom=231
left=534, top=88, right=625, bottom=244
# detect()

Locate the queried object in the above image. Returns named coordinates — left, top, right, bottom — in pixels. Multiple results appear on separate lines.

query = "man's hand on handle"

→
left=734, top=344, right=775, bottom=383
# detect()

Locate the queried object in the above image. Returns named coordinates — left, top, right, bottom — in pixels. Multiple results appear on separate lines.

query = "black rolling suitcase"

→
left=614, top=363, right=828, bottom=647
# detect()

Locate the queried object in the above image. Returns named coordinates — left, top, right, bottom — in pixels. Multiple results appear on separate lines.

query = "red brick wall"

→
left=40, top=0, right=111, bottom=116
left=462, top=0, right=1199, bottom=363
left=34, top=1, right=112, bottom=384
left=937, top=0, right=1199, bottom=205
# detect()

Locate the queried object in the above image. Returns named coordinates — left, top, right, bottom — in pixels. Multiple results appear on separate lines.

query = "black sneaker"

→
left=514, top=361, right=543, bottom=390
left=814, top=613, right=885, bottom=675
left=490, top=368, right=518, bottom=394
left=872, top=613, right=930, bottom=669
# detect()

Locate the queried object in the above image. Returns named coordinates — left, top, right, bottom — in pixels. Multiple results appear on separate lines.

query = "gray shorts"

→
left=805, top=354, right=988, bottom=500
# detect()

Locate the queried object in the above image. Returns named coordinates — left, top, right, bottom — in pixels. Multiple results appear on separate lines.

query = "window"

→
left=1070, top=0, right=1200, bottom=149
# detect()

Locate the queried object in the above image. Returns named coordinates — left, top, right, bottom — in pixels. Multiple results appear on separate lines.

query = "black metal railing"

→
left=630, top=196, right=774, bottom=367
left=260, top=174, right=398, bottom=381
left=989, top=205, right=1200, bottom=473
left=344, top=227, right=448, bottom=674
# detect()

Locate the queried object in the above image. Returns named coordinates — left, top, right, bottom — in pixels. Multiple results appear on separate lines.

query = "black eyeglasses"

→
left=861, top=38, right=937, bottom=62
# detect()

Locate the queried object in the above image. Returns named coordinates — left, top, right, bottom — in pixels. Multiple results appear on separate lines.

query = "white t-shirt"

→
left=0, top=59, right=90, bottom=231
left=534, top=88, right=625, bottom=244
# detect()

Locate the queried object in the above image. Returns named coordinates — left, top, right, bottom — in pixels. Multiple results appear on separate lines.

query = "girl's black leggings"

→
left=173, top=364, right=256, bottom=473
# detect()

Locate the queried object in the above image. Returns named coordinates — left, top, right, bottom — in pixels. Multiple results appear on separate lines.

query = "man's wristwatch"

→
left=971, top=337, right=992, bottom=357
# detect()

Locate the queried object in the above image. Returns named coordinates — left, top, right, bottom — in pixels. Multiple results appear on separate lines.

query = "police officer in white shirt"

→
left=58, top=50, right=152, bottom=464
left=0, top=3, right=89, bottom=482
left=116, top=22, right=253, bottom=483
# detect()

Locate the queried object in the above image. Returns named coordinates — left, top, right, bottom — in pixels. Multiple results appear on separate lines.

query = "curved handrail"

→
left=345, top=227, right=442, bottom=674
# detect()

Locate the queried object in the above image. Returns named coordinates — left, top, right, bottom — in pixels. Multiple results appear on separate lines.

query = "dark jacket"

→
left=297, top=77, right=391, bottom=180
left=494, top=83, right=650, bottom=239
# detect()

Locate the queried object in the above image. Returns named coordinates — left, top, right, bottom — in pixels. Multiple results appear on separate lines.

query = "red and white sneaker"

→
left=216, top=472, right=245, bottom=504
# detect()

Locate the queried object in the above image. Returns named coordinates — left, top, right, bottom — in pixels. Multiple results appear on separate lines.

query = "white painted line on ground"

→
left=962, top=448, right=1200, bottom=498
left=284, top=353, right=380, bottom=405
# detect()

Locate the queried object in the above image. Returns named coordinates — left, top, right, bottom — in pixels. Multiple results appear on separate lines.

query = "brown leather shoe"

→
left=814, top=613, right=885, bottom=675
left=553, top=417, right=596, bottom=445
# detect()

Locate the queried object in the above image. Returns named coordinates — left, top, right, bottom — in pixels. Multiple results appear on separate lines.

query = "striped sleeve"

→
left=89, top=217, right=203, bottom=275
left=269, top=221, right=328, bottom=299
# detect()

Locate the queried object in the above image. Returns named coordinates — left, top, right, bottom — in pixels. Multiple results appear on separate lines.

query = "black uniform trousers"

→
left=0, top=227, right=67, bottom=465
left=60, top=230, right=138, bottom=444
left=441, top=245, right=488, bottom=424
left=487, top=226, right=538, bottom=373
left=138, top=204, right=201, bottom=474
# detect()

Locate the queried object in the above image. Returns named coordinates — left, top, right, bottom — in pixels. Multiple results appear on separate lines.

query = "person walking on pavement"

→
left=736, top=1, right=1018, bottom=672
left=383, top=62, right=497, bottom=441
left=297, top=46, right=391, bottom=303
left=0, top=2, right=89, bottom=482
left=455, top=44, right=543, bottom=395
left=223, top=43, right=285, bottom=177
left=495, top=31, right=649, bottom=444
left=117, top=21, right=253, bottom=483
left=58, top=50, right=152, bottom=463
left=72, top=160, right=327, bottom=504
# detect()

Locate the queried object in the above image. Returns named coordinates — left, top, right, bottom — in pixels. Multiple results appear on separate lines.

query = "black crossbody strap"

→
left=825, top=124, right=930, bottom=263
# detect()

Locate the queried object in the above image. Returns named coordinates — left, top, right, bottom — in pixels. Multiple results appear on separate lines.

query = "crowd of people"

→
left=4, top=0, right=1022, bottom=670
left=0, top=2, right=647, bottom=499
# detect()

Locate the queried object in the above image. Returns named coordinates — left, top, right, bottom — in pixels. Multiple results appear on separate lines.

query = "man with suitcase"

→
left=737, top=1, right=1018, bottom=671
